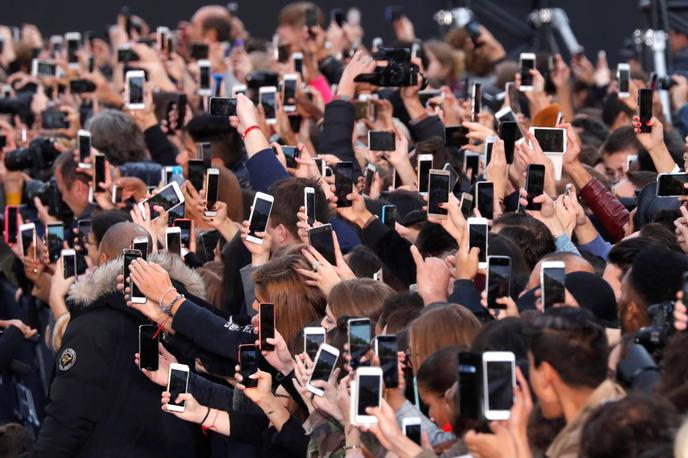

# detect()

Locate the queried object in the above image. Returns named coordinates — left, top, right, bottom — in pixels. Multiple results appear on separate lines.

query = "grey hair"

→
left=85, top=109, right=149, bottom=165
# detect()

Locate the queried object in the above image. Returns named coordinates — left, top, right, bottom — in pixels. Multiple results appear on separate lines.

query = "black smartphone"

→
left=331, top=8, right=345, bottom=27
left=444, top=126, right=469, bottom=147
left=93, top=154, right=106, bottom=189
left=78, top=131, right=91, bottom=165
left=306, top=7, right=318, bottom=27
left=42, top=109, right=68, bottom=129
left=464, top=153, right=480, bottom=183
left=428, top=171, right=450, bottom=216
left=471, top=82, right=482, bottom=121
left=187, top=159, right=206, bottom=192
left=476, top=181, right=494, bottom=220
left=532, top=128, right=566, bottom=153
left=382, top=205, right=396, bottom=229
left=368, top=131, right=395, bottom=151
left=498, top=121, right=518, bottom=164
left=417, top=156, right=433, bottom=194
left=522, top=164, right=545, bottom=211
left=468, top=219, right=488, bottom=266
left=638, top=88, right=653, bottom=134
left=239, top=344, right=259, bottom=388
left=541, top=262, right=566, bottom=308
left=69, top=79, right=96, bottom=94
left=77, top=218, right=91, bottom=239
left=281, top=146, right=299, bottom=168
left=348, top=318, right=371, bottom=369
left=484, top=138, right=495, bottom=167
left=260, top=303, right=275, bottom=351
left=247, top=193, right=274, bottom=243
left=47, top=222, right=64, bottom=263
left=460, top=193, right=473, bottom=218
left=204, top=168, right=220, bottom=213
left=487, top=256, right=511, bottom=309
left=376, top=335, right=399, bottom=388
left=520, top=53, right=535, bottom=88
left=199, top=63, right=211, bottom=93
left=457, top=351, right=483, bottom=420
left=173, top=219, right=192, bottom=247
left=139, top=324, right=159, bottom=371
left=363, top=164, right=375, bottom=196
left=190, top=42, right=209, bottom=60
left=209, top=97, right=237, bottom=116
left=307, top=224, right=336, bottom=265
left=283, top=76, right=297, bottom=110
left=335, top=162, right=354, bottom=208
left=305, top=187, right=316, bottom=225
left=62, top=249, right=76, bottom=278
left=657, top=173, right=688, bottom=196
left=123, top=248, right=145, bottom=301
left=117, top=46, right=139, bottom=63
left=5, top=207, right=18, bottom=244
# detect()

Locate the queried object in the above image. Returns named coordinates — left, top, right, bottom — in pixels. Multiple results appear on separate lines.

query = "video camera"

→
left=354, top=48, right=420, bottom=87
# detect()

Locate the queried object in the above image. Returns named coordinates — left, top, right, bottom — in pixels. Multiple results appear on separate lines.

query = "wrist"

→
left=353, top=210, right=375, bottom=228
left=337, top=80, right=355, bottom=99
left=279, top=360, right=295, bottom=376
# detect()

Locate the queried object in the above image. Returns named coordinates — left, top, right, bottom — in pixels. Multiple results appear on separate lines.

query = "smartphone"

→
left=49, top=35, right=63, bottom=57
left=77, top=130, right=91, bottom=168
left=307, top=343, right=340, bottom=396
left=519, top=53, right=535, bottom=91
left=417, top=154, right=433, bottom=195
left=495, top=106, right=517, bottom=124
left=133, top=235, right=149, bottom=261
left=306, top=6, right=318, bottom=27
left=93, top=153, right=106, bottom=190
left=116, top=44, right=139, bottom=63
left=335, top=162, right=354, bottom=208
left=209, top=97, right=237, bottom=116
left=482, top=351, right=515, bottom=420
left=4, top=206, right=18, bottom=245
left=61, top=248, right=76, bottom=279
left=256, top=303, right=277, bottom=352
left=475, top=181, right=494, bottom=220
left=281, top=145, right=300, bottom=169
left=541, top=261, right=566, bottom=308
left=464, top=152, right=480, bottom=183
left=293, top=52, right=304, bottom=75
left=66, top=32, right=80, bottom=68
left=198, top=60, right=211, bottom=96
left=307, top=224, right=336, bottom=265
left=375, top=335, right=398, bottom=389
left=20, top=223, right=36, bottom=258
left=282, top=73, right=298, bottom=113
left=457, top=351, right=483, bottom=420
left=191, top=42, right=209, bottom=60
left=31, top=59, right=57, bottom=77
left=444, top=126, right=469, bottom=147
left=125, top=70, right=145, bottom=110
left=372, top=37, right=383, bottom=52
left=530, top=127, right=566, bottom=153
left=247, top=192, right=274, bottom=244
left=41, top=109, right=68, bottom=129
left=173, top=219, right=192, bottom=247
left=70, top=79, right=96, bottom=94
left=460, top=193, right=474, bottom=218
left=521, top=164, right=546, bottom=211
left=402, top=417, right=422, bottom=445
left=617, top=63, right=630, bottom=98
left=498, top=121, right=518, bottom=164
left=656, top=173, right=688, bottom=196
left=471, top=82, right=482, bottom=122
left=353, top=367, right=383, bottom=425
left=427, top=170, right=450, bottom=218
left=486, top=256, right=511, bottom=309
left=139, top=324, right=159, bottom=371
left=157, top=26, right=170, bottom=52
left=362, top=163, right=376, bottom=196
left=47, top=222, right=65, bottom=263
left=382, top=205, right=396, bottom=229
left=304, top=187, right=316, bottom=225
left=239, top=344, right=259, bottom=388
left=166, top=227, right=182, bottom=256
left=348, top=318, right=372, bottom=370
left=166, top=363, right=190, bottom=412
left=111, top=185, right=123, bottom=204
left=138, top=181, right=185, bottom=220
left=259, top=86, right=277, bottom=124
left=368, top=131, right=395, bottom=151
left=467, top=217, right=489, bottom=269
left=232, top=84, right=247, bottom=96
left=186, top=160, right=205, bottom=193
left=484, top=136, right=497, bottom=167
left=304, top=326, right=326, bottom=361
left=123, top=248, right=146, bottom=303
left=204, top=168, right=220, bottom=216
left=638, top=88, right=653, bottom=134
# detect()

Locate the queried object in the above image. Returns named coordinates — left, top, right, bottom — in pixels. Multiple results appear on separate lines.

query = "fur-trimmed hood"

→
left=68, top=252, right=206, bottom=307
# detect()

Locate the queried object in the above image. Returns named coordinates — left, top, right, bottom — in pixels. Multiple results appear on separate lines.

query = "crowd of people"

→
left=2, top=2, right=688, bottom=457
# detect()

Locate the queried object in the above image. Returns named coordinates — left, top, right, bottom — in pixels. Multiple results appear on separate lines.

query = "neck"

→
left=558, top=384, right=596, bottom=424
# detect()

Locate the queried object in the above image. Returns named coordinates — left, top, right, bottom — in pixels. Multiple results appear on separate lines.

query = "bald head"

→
left=99, top=222, right=151, bottom=262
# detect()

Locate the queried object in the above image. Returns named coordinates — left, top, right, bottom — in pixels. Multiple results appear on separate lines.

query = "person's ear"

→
left=624, top=300, right=647, bottom=331
left=99, top=252, right=108, bottom=264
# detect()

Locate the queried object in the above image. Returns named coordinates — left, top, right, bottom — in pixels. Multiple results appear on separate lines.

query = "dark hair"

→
left=54, top=151, right=90, bottom=189
left=579, top=250, right=607, bottom=276
left=527, top=307, right=608, bottom=388
left=202, top=14, right=232, bottom=42
left=85, top=110, right=148, bottom=165
left=346, top=245, right=383, bottom=279
left=601, top=94, right=635, bottom=127
left=379, top=292, right=424, bottom=330
left=607, top=237, right=666, bottom=272
left=472, top=317, right=529, bottom=377
left=278, top=2, right=323, bottom=27
left=601, top=126, right=646, bottom=157
left=0, top=423, right=33, bottom=457
left=638, top=223, right=681, bottom=252
left=658, top=332, right=688, bottom=414
left=629, top=247, right=688, bottom=307
left=91, top=210, right=130, bottom=246
left=571, top=117, right=609, bottom=147
left=415, top=222, right=457, bottom=257
left=417, top=346, right=461, bottom=396
left=268, top=177, right=330, bottom=238
left=495, top=213, right=556, bottom=269
left=580, top=393, right=680, bottom=458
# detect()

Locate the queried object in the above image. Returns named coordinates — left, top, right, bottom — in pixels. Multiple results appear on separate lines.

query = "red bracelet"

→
left=242, top=125, right=260, bottom=141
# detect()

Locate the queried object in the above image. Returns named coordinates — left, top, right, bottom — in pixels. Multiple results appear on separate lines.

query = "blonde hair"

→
left=328, top=278, right=395, bottom=324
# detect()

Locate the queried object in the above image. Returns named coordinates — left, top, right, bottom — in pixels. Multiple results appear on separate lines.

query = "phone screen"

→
left=335, top=162, right=354, bottom=208
left=469, top=223, right=488, bottom=264
left=533, top=129, right=565, bottom=153
left=37, top=61, right=56, bottom=76
left=363, top=166, right=375, bottom=195
left=308, top=225, right=336, bottom=265
left=209, top=97, right=237, bottom=116
left=260, top=303, right=275, bottom=351
left=520, top=56, right=534, bottom=86
left=174, top=220, right=191, bottom=247
left=543, top=267, right=566, bottom=308
left=147, top=184, right=182, bottom=216
left=133, top=240, right=148, bottom=261
left=187, top=160, right=205, bottom=192
left=239, top=345, right=259, bottom=387
left=5, top=208, right=18, bottom=244
left=349, top=320, right=371, bottom=367
left=305, top=332, right=325, bottom=360
left=460, top=194, right=473, bottom=218
left=306, top=191, right=316, bottom=225
left=47, top=224, right=64, bottom=263
left=444, top=126, right=469, bottom=147
left=283, top=79, right=297, bottom=107
left=418, top=159, right=433, bottom=194
left=167, top=231, right=181, bottom=255
left=282, top=146, right=299, bottom=168
left=78, top=134, right=90, bottom=163
left=94, top=155, right=106, bottom=188
left=377, top=336, right=399, bottom=388
left=139, top=324, right=159, bottom=371
left=260, top=90, right=276, bottom=120
left=67, top=39, right=79, bottom=64
left=405, top=423, right=421, bottom=445
left=382, top=205, right=396, bottom=229
left=487, top=257, right=511, bottom=309
left=486, top=360, right=514, bottom=411
left=458, top=352, right=482, bottom=419
left=249, top=197, right=273, bottom=238
left=619, top=69, right=630, bottom=93
left=369, top=131, right=395, bottom=151
left=205, top=172, right=219, bottom=209
left=168, top=368, right=188, bottom=409
left=525, top=165, right=545, bottom=210
left=21, top=228, right=35, bottom=257
left=657, top=174, right=688, bottom=196
left=465, top=154, right=480, bottom=182
left=428, top=173, right=449, bottom=215
left=128, top=75, right=144, bottom=105
left=357, top=374, right=381, bottom=416
left=477, top=182, right=494, bottom=220
left=639, top=89, right=653, bottom=132
left=498, top=121, right=518, bottom=164
left=200, top=65, right=211, bottom=90
left=472, top=83, right=482, bottom=120
left=311, top=349, right=337, bottom=383
left=123, top=250, right=144, bottom=299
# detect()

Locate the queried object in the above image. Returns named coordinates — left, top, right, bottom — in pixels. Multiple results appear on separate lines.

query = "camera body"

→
left=25, top=178, right=72, bottom=219
left=4, top=137, right=61, bottom=174
left=354, top=48, right=420, bottom=87
left=634, top=301, right=675, bottom=360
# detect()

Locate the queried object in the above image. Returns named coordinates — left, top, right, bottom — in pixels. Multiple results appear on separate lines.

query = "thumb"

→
left=410, top=245, right=424, bottom=267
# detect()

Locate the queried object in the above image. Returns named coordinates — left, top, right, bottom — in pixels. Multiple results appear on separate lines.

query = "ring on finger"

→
left=312, top=261, right=321, bottom=272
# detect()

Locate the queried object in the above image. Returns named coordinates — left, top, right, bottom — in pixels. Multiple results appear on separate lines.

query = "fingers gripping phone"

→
left=520, top=164, right=545, bottom=212
left=139, top=324, right=159, bottom=371
left=166, top=363, right=190, bottom=412
left=306, top=343, right=340, bottom=396
left=259, top=303, right=275, bottom=351
left=467, top=217, right=489, bottom=269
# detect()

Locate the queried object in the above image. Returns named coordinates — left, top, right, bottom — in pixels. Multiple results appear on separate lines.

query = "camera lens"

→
left=4, top=147, right=32, bottom=171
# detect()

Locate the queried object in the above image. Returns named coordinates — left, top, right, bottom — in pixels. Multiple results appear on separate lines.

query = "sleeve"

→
left=578, top=234, right=612, bottom=260
left=360, top=218, right=415, bottom=286
left=674, top=104, right=688, bottom=140
left=447, top=280, right=484, bottom=316
left=579, top=177, right=629, bottom=243
left=318, top=55, right=344, bottom=85
left=269, top=418, right=310, bottom=457
left=183, top=251, right=204, bottom=269
left=188, top=372, right=234, bottom=411
left=408, top=115, right=444, bottom=142
left=319, top=100, right=362, bottom=177
left=395, top=400, right=455, bottom=447
left=0, top=326, right=24, bottom=371
left=228, top=411, right=269, bottom=445
left=143, top=124, right=179, bottom=166
left=31, top=323, right=113, bottom=457
left=245, top=148, right=290, bottom=193
left=555, top=234, right=581, bottom=256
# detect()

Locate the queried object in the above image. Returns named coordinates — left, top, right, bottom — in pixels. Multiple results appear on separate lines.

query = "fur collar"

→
left=68, top=252, right=206, bottom=307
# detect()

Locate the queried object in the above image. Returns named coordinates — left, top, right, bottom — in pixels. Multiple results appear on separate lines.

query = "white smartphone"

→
left=541, top=260, right=566, bottom=308
left=125, top=70, right=146, bottom=110
left=467, top=217, right=489, bottom=269
left=292, top=52, right=304, bottom=74
left=232, top=84, right=247, bottom=96
left=198, top=60, right=212, bottom=96
left=519, top=52, right=536, bottom=92
left=259, top=86, right=277, bottom=125
left=304, top=186, right=316, bottom=225
left=306, top=343, right=340, bottom=396
left=617, top=63, right=630, bottom=98
left=77, top=129, right=91, bottom=169
left=626, top=154, right=637, bottom=172
left=166, top=363, right=190, bottom=412
left=156, top=26, right=170, bottom=50
left=402, top=417, right=422, bottom=445
left=138, top=181, right=185, bottom=219
left=282, top=73, right=298, bottom=113
left=528, top=127, right=567, bottom=154
left=417, top=154, right=434, bottom=195
left=61, top=248, right=77, bottom=279
left=353, top=366, right=383, bottom=425
left=166, top=226, right=182, bottom=256
left=19, top=223, right=37, bottom=259
left=427, top=169, right=450, bottom=219
left=111, top=185, right=122, bottom=205
left=65, top=32, right=81, bottom=68
left=133, top=236, right=149, bottom=260
left=204, top=168, right=220, bottom=216
left=123, top=248, right=146, bottom=304
left=484, top=135, right=497, bottom=168
left=372, top=37, right=383, bottom=52
left=495, top=106, right=517, bottom=123
left=246, top=192, right=274, bottom=244
left=303, top=326, right=326, bottom=361
left=31, top=59, right=57, bottom=77
left=482, top=351, right=516, bottom=421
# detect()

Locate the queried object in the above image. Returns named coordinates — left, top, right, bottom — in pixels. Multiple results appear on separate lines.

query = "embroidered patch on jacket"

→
left=59, top=348, right=77, bottom=371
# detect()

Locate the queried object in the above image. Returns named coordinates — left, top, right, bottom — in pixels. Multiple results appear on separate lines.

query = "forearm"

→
left=48, top=293, right=69, bottom=319
left=204, top=408, right=231, bottom=436
left=243, top=129, right=271, bottom=158
left=563, top=160, right=591, bottom=189
left=258, top=396, right=291, bottom=432
left=649, top=144, right=678, bottom=173
left=394, top=159, right=417, bottom=188
left=555, top=85, right=575, bottom=123
left=574, top=219, right=599, bottom=245
left=218, top=219, right=239, bottom=242
left=403, top=97, right=425, bottom=121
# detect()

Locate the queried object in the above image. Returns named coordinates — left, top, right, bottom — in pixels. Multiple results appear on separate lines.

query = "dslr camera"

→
left=25, top=178, right=71, bottom=220
left=4, top=137, right=61, bottom=176
left=354, top=48, right=420, bottom=87
left=634, top=301, right=675, bottom=361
